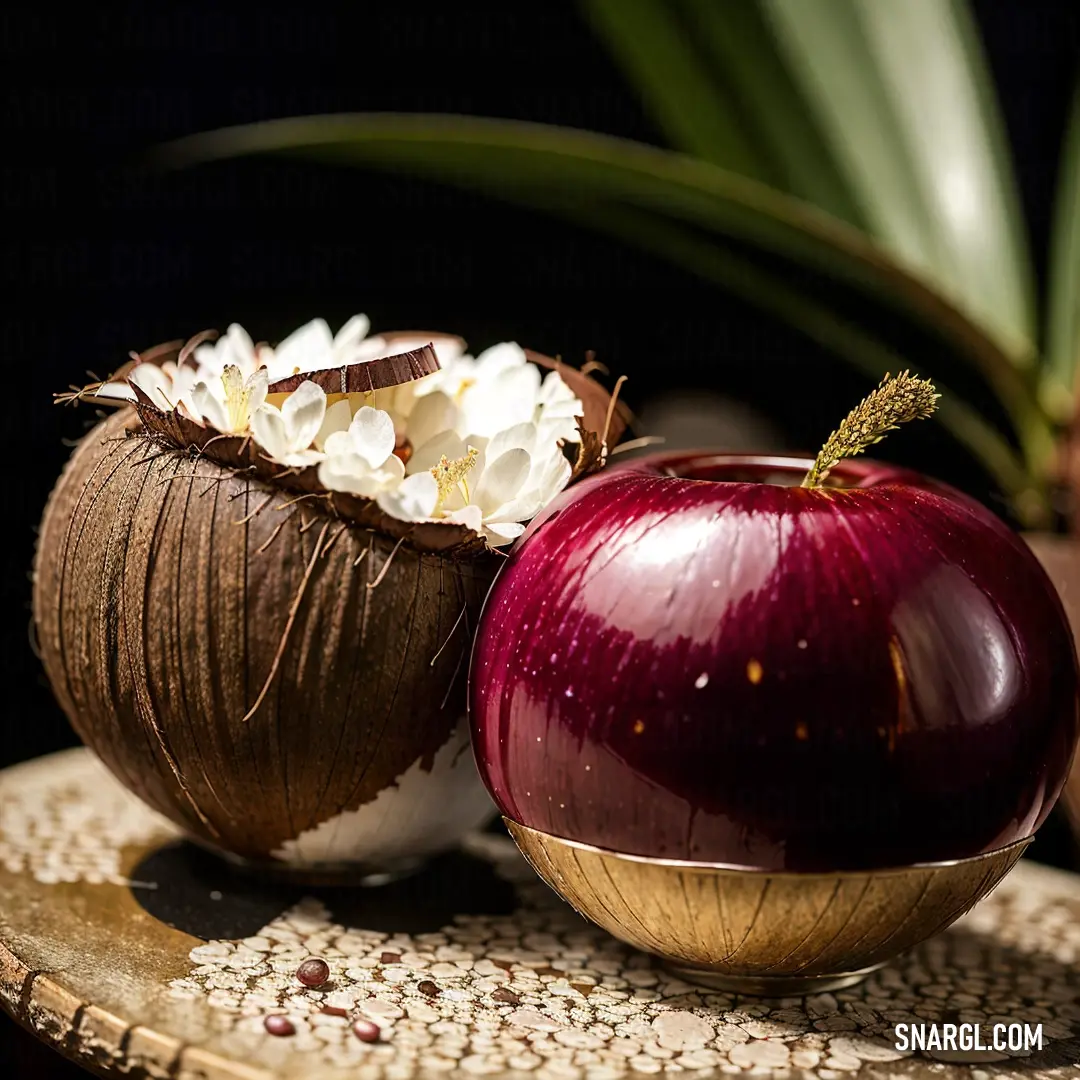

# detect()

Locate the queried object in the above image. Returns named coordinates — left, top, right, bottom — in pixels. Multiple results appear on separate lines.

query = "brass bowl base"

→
left=664, top=961, right=885, bottom=996
left=506, top=819, right=1030, bottom=996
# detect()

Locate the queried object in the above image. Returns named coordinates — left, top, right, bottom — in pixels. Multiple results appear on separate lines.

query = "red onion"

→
left=469, top=452, right=1080, bottom=871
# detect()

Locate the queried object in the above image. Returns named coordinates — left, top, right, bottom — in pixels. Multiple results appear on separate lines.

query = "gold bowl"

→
left=506, top=820, right=1030, bottom=995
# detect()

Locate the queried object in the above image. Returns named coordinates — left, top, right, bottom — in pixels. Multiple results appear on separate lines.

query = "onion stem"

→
left=802, top=371, right=940, bottom=488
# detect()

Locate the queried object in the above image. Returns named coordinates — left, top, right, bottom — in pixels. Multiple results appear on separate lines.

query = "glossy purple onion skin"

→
left=469, top=453, right=1080, bottom=871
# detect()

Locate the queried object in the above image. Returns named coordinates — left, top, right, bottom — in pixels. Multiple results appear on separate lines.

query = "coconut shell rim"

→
left=75, top=332, right=629, bottom=557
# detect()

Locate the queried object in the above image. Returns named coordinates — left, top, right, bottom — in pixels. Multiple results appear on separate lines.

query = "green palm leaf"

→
left=1045, top=81, right=1080, bottom=419
left=556, top=200, right=1042, bottom=523
left=585, top=0, right=1036, bottom=374
left=158, top=113, right=1050, bottom=471
left=580, top=0, right=774, bottom=181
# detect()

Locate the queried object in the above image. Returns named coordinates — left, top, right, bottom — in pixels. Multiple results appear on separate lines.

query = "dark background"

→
left=3, top=2, right=1079, bottom=1073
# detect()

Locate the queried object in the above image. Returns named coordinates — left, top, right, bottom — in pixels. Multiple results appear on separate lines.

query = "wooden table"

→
left=1, top=749, right=1078, bottom=1079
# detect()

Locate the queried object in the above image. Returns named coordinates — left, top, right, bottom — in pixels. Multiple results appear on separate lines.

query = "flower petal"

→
left=245, top=367, right=268, bottom=412
left=445, top=504, right=484, bottom=534
left=193, top=342, right=222, bottom=376
left=376, top=471, right=439, bottom=522
left=95, top=381, right=136, bottom=402
left=539, top=397, right=585, bottom=419
left=483, top=521, right=526, bottom=546
left=314, top=399, right=352, bottom=451
left=488, top=447, right=571, bottom=526
left=318, top=452, right=394, bottom=497
left=460, top=363, right=541, bottom=437
left=538, top=369, right=579, bottom=406
left=415, top=355, right=477, bottom=400
left=281, top=381, right=327, bottom=451
left=334, top=313, right=370, bottom=349
left=405, top=391, right=458, bottom=450
left=473, top=341, right=527, bottom=377
left=406, top=430, right=468, bottom=476
left=278, top=448, right=326, bottom=468
left=381, top=453, right=406, bottom=481
left=530, top=448, right=574, bottom=504
left=499, top=362, right=543, bottom=405
left=128, top=363, right=173, bottom=409
left=273, top=318, right=333, bottom=376
left=318, top=453, right=363, bottom=494
left=351, top=335, right=392, bottom=361
left=539, top=415, right=583, bottom=445
left=323, top=430, right=353, bottom=456
left=224, top=323, right=258, bottom=374
left=474, top=448, right=531, bottom=514
left=381, top=335, right=468, bottom=367
left=349, top=406, right=396, bottom=467
left=429, top=336, right=468, bottom=364
left=250, top=405, right=291, bottom=463
left=191, top=383, right=229, bottom=432
left=486, top=422, right=537, bottom=463
left=176, top=396, right=202, bottom=422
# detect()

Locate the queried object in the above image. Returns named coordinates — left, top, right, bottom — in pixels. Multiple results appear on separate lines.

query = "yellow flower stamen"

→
left=221, top=364, right=252, bottom=432
left=431, top=447, right=479, bottom=509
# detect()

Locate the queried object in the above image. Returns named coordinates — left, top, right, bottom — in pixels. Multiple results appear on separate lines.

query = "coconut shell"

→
left=265, top=342, right=441, bottom=395
left=36, top=332, right=629, bottom=870
left=128, top=387, right=488, bottom=557
left=32, top=408, right=499, bottom=868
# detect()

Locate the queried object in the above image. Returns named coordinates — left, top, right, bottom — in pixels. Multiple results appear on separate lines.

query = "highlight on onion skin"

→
left=469, top=452, right=1080, bottom=872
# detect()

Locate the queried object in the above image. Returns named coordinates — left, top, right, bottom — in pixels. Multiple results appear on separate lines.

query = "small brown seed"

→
left=321, top=1005, right=349, bottom=1017
left=296, top=958, right=330, bottom=988
left=381, top=951, right=402, bottom=964
left=264, top=1015, right=295, bottom=1037
left=492, top=988, right=521, bottom=1004
left=417, top=980, right=440, bottom=997
left=352, top=1018, right=381, bottom=1043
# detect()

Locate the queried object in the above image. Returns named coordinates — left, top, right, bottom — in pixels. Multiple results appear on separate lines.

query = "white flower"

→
left=97, top=360, right=201, bottom=413
left=445, top=422, right=572, bottom=544
left=332, top=313, right=372, bottom=357
left=94, top=380, right=136, bottom=403
left=454, top=344, right=541, bottom=438
left=366, top=335, right=469, bottom=432
left=536, top=370, right=584, bottom=444
left=262, top=319, right=329, bottom=380
left=189, top=365, right=268, bottom=434
left=192, top=323, right=261, bottom=381
left=392, top=345, right=584, bottom=464
left=397, top=420, right=572, bottom=546
left=430, top=343, right=584, bottom=444
left=442, top=446, right=533, bottom=546
left=376, top=471, right=441, bottom=523
left=95, top=325, right=255, bottom=407
left=317, top=406, right=405, bottom=497
left=92, top=317, right=585, bottom=550
left=483, top=422, right=574, bottom=524
left=260, top=314, right=374, bottom=382
left=250, top=380, right=327, bottom=467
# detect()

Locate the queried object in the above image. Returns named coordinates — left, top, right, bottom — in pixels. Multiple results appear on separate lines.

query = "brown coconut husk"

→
left=34, top=331, right=627, bottom=865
